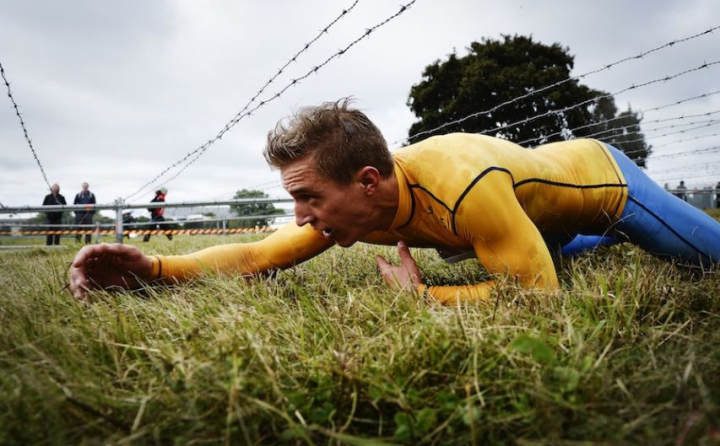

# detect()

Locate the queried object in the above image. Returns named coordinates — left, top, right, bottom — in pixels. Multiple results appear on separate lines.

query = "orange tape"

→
left=0, top=227, right=278, bottom=236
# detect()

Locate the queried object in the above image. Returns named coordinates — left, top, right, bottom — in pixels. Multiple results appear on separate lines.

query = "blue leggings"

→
left=560, top=145, right=720, bottom=268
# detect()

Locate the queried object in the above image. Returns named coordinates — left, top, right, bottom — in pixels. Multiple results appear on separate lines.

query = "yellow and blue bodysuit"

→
left=149, top=134, right=720, bottom=304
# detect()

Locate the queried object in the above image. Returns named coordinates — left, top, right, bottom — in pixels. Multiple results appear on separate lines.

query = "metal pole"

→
left=115, top=197, right=124, bottom=244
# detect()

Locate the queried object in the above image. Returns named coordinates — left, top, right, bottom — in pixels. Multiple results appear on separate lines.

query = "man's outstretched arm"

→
left=70, top=223, right=332, bottom=300
left=152, top=222, right=332, bottom=281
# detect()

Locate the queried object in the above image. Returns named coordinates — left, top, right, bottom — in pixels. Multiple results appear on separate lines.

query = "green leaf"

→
left=324, top=432, right=400, bottom=446
left=509, top=333, right=555, bottom=364
left=415, top=407, right=437, bottom=434
left=553, top=366, right=580, bottom=392
left=393, top=412, right=412, bottom=442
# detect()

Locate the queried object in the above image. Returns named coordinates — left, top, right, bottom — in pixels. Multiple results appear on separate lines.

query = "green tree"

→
left=230, top=189, right=284, bottom=228
left=407, top=35, right=651, bottom=166
left=94, top=213, right=114, bottom=225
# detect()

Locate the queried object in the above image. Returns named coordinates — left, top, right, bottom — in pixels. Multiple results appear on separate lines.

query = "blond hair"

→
left=264, top=98, right=393, bottom=185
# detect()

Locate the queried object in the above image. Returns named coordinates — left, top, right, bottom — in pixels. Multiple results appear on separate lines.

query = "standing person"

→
left=73, top=182, right=96, bottom=244
left=675, top=180, right=688, bottom=201
left=42, top=183, right=66, bottom=246
left=143, top=187, right=173, bottom=242
left=715, top=181, right=720, bottom=209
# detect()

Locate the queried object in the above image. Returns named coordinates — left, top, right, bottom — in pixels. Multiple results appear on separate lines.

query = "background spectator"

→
left=674, top=180, right=688, bottom=201
left=73, top=182, right=96, bottom=244
left=144, top=187, right=173, bottom=242
left=42, top=183, right=66, bottom=246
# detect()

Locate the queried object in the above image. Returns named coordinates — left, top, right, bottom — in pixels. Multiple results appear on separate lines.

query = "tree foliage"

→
left=407, top=35, right=651, bottom=166
left=230, top=189, right=284, bottom=228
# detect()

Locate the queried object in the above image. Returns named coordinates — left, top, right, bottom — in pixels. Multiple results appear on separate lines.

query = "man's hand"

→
left=69, top=243, right=154, bottom=301
left=375, top=241, right=423, bottom=291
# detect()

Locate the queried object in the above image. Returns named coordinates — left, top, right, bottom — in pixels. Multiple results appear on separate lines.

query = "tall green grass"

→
left=0, top=235, right=719, bottom=445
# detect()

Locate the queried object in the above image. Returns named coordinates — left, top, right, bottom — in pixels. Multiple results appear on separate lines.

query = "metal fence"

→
left=2, top=189, right=719, bottom=246
left=0, top=198, right=294, bottom=244
left=668, top=188, right=720, bottom=209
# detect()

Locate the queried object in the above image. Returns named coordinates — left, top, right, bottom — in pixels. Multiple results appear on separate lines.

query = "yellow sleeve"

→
left=426, top=170, right=559, bottom=305
left=417, top=282, right=496, bottom=305
left=149, top=223, right=333, bottom=282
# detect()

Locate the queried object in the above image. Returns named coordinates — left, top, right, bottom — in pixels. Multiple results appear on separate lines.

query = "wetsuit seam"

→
left=452, top=167, right=515, bottom=235
left=595, top=140, right=624, bottom=184
left=396, top=181, right=418, bottom=230
left=593, top=140, right=627, bottom=217
left=514, top=178, right=629, bottom=190
left=407, top=184, right=454, bottom=213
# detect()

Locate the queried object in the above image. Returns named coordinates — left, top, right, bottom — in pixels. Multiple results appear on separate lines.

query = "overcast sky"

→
left=1, top=0, right=719, bottom=217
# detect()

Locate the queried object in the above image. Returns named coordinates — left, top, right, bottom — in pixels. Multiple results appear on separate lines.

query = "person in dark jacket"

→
left=143, top=187, right=173, bottom=242
left=73, top=182, right=96, bottom=244
left=42, top=183, right=67, bottom=246
left=674, top=180, right=688, bottom=201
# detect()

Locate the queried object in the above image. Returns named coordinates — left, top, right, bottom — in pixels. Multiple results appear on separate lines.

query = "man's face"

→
left=281, top=157, right=375, bottom=247
left=51, top=185, right=59, bottom=194
left=82, top=183, right=89, bottom=191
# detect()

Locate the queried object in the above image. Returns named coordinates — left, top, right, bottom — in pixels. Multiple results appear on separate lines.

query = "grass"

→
left=0, top=233, right=719, bottom=445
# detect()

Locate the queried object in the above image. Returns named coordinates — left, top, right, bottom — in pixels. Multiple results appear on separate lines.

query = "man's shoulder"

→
left=393, top=134, right=514, bottom=206
left=396, top=133, right=520, bottom=161
left=395, top=134, right=506, bottom=176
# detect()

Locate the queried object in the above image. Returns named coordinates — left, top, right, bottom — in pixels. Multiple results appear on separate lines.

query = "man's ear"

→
left=356, top=166, right=381, bottom=194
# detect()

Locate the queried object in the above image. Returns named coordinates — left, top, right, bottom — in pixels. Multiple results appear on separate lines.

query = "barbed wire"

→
left=651, top=130, right=720, bottom=150
left=652, top=145, right=720, bottom=159
left=653, top=171, right=720, bottom=184
left=396, top=24, right=720, bottom=146
left=212, top=179, right=284, bottom=200
left=621, top=131, right=720, bottom=158
left=1, top=61, right=52, bottom=190
left=641, top=89, right=720, bottom=115
left=123, top=0, right=362, bottom=201
left=641, top=116, right=720, bottom=133
left=513, top=91, right=720, bottom=162
left=157, top=53, right=719, bottom=200
left=241, top=178, right=284, bottom=192
left=228, top=0, right=360, bottom=125
left=650, top=158, right=720, bottom=174
left=583, top=117, right=720, bottom=145
left=517, top=102, right=720, bottom=147
left=475, top=60, right=720, bottom=142
left=125, top=0, right=417, bottom=202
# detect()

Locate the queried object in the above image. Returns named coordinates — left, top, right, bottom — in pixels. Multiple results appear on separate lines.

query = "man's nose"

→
left=294, top=202, right=314, bottom=227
